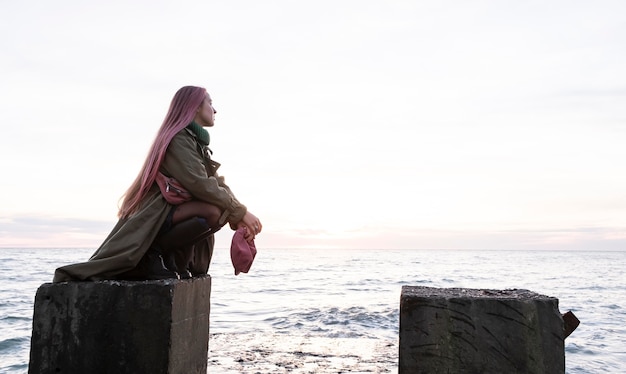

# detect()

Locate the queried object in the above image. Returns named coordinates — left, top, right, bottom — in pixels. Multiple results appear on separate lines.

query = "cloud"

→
left=0, top=215, right=115, bottom=248
left=2, top=1, right=626, bottom=251
left=234, top=223, right=626, bottom=251
left=1, top=214, right=624, bottom=250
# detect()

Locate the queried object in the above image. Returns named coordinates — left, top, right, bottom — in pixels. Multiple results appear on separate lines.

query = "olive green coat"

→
left=53, top=128, right=247, bottom=282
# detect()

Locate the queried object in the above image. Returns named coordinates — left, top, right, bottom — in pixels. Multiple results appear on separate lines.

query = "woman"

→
left=53, top=86, right=262, bottom=282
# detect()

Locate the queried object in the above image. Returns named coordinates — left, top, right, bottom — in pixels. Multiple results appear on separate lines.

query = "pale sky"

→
left=1, top=0, right=625, bottom=250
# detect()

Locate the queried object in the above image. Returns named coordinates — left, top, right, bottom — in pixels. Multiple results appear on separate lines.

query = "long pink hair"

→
left=118, top=86, right=207, bottom=219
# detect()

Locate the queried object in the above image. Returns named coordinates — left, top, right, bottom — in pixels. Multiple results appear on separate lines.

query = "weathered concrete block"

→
left=29, top=276, right=211, bottom=374
left=399, top=286, right=564, bottom=374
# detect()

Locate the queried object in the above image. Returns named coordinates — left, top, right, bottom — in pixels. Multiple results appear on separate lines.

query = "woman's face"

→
left=194, top=94, right=216, bottom=127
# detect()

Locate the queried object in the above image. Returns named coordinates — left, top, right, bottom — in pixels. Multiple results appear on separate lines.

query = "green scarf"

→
left=186, top=121, right=210, bottom=146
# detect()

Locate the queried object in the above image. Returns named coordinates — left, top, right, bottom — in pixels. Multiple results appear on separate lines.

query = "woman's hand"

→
left=237, top=211, right=262, bottom=242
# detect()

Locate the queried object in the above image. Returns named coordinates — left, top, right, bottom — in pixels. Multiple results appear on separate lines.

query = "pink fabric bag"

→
left=155, top=172, right=193, bottom=205
left=230, top=227, right=257, bottom=275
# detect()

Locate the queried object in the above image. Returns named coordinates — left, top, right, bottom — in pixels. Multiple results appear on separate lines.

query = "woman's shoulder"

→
left=170, top=128, right=197, bottom=147
left=169, top=128, right=206, bottom=156
left=172, top=127, right=195, bottom=140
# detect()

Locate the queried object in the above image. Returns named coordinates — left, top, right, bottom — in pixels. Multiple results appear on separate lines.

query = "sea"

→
left=0, top=247, right=624, bottom=373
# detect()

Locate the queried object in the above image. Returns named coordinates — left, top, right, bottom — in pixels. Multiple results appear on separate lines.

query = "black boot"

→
left=157, top=217, right=217, bottom=278
left=163, top=250, right=193, bottom=279
left=119, top=247, right=180, bottom=280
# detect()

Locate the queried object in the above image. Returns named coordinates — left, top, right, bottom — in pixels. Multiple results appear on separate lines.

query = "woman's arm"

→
left=160, top=131, right=247, bottom=227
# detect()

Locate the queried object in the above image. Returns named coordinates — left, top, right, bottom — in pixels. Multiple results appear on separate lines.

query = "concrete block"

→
left=29, top=276, right=211, bottom=374
left=399, top=286, right=564, bottom=374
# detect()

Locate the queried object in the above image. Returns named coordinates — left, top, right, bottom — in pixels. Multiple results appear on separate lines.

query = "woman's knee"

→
left=203, top=204, right=221, bottom=222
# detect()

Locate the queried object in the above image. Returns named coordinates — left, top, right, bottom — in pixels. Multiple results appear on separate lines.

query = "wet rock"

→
left=28, top=276, right=211, bottom=374
left=399, top=286, right=565, bottom=374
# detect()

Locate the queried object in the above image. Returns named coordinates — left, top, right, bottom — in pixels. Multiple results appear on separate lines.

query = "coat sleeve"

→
left=160, top=131, right=247, bottom=227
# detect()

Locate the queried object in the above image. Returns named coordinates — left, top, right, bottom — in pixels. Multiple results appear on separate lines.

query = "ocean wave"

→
left=0, top=336, right=30, bottom=352
left=1, top=248, right=625, bottom=373
left=265, top=305, right=398, bottom=339
left=1, top=312, right=31, bottom=321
